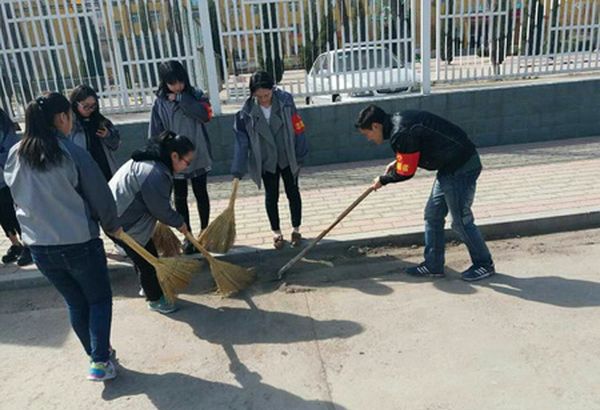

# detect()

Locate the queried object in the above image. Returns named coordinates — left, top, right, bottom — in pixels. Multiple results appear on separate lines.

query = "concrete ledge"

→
left=3, top=210, right=598, bottom=291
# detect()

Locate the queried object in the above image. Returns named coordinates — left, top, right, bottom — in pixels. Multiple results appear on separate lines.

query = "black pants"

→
left=114, top=238, right=163, bottom=302
left=262, top=166, right=302, bottom=231
left=173, top=174, right=210, bottom=232
left=0, top=186, right=21, bottom=237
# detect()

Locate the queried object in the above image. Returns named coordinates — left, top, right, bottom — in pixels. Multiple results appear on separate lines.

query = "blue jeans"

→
left=423, top=166, right=493, bottom=272
left=30, top=238, right=112, bottom=362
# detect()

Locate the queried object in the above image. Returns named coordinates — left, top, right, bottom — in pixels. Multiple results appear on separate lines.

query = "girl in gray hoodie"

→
left=149, top=60, right=213, bottom=254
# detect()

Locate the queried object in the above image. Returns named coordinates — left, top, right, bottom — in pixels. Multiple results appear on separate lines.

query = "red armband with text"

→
left=291, top=113, right=305, bottom=136
left=395, top=151, right=420, bottom=176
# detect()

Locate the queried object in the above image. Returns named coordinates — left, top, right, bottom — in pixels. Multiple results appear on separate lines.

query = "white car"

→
left=305, top=46, right=416, bottom=104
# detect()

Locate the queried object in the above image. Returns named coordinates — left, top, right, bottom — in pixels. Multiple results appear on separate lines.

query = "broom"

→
left=152, top=222, right=182, bottom=257
left=117, top=231, right=202, bottom=303
left=184, top=231, right=255, bottom=296
left=277, top=186, right=375, bottom=279
left=198, top=178, right=240, bottom=253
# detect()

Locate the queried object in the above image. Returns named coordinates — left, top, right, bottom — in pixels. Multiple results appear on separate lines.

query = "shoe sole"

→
left=87, top=373, right=117, bottom=382
left=461, top=271, right=495, bottom=282
left=148, top=306, right=178, bottom=314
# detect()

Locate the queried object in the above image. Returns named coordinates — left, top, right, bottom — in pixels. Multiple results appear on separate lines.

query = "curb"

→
left=2, top=210, right=599, bottom=291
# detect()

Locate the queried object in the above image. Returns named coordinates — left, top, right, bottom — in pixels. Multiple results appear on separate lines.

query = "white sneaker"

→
left=87, top=360, right=117, bottom=381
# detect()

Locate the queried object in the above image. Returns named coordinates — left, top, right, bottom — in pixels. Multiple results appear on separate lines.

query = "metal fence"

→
left=1, top=0, right=599, bottom=120
left=433, top=0, right=600, bottom=82
left=0, top=0, right=207, bottom=120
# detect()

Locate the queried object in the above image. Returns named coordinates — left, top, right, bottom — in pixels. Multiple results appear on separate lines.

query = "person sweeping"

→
left=4, top=92, right=122, bottom=382
left=231, top=71, right=308, bottom=249
left=355, top=105, right=495, bottom=282
left=0, top=108, right=32, bottom=266
left=149, top=60, right=213, bottom=255
left=109, top=131, right=194, bottom=314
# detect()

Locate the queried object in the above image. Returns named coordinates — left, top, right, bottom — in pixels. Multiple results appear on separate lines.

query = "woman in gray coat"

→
left=69, top=85, right=121, bottom=181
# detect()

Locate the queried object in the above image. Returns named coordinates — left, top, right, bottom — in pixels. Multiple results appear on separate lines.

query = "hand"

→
left=178, top=224, right=189, bottom=235
left=385, top=160, right=396, bottom=175
left=371, top=176, right=383, bottom=191
left=109, top=227, right=124, bottom=239
left=96, top=127, right=109, bottom=138
left=167, top=93, right=177, bottom=102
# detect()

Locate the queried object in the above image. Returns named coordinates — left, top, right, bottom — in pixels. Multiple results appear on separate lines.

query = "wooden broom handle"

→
left=229, top=178, right=240, bottom=208
left=185, top=232, right=215, bottom=262
left=277, top=186, right=375, bottom=279
left=117, top=231, right=160, bottom=266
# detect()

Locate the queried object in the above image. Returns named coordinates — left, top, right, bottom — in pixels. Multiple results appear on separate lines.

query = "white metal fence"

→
left=433, top=0, right=600, bottom=81
left=1, top=0, right=599, bottom=120
left=0, top=0, right=207, bottom=120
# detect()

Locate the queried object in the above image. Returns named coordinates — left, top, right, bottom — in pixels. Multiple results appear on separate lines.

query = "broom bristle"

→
left=155, top=257, right=203, bottom=303
left=198, top=209, right=236, bottom=254
left=207, top=257, right=256, bottom=296
left=153, top=223, right=182, bottom=257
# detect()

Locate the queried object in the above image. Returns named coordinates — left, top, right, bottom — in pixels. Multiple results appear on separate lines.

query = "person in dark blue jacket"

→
left=231, top=71, right=308, bottom=249
left=0, top=108, right=31, bottom=266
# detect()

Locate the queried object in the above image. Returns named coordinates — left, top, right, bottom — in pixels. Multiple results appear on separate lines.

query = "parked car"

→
left=305, top=46, right=416, bottom=104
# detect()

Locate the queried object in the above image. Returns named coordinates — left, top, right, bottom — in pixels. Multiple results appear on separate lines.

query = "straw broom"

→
left=117, top=231, right=202, bottom=303
left=185, top=232, right=255, bottom=296
left=198, top=178, right=240, bottom=254
left=152, top=222, right=182, bottom=257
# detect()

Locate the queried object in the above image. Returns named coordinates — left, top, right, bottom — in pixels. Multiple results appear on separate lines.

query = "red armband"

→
left=201, top=102, right=213, bottom=121
left=395, top=151, right=420, bottom=176
left=292, top=113, right=305, bottom=135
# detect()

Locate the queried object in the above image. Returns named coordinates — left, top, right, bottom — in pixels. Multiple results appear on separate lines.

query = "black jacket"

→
left=380, top=110, right=476, bottom=185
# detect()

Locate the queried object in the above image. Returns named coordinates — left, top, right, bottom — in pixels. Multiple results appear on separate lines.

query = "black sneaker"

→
left=2, top=245, right=23, bottom=264
left=17, top=247, right=33, bottom=267
left=182, top=239, right=198, bottom=255
left=405, top=262, right=445, bottom=278
left=461, top=264, right=495, bottom=282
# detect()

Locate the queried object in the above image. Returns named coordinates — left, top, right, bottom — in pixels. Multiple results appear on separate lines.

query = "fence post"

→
left=198, top=0, right=222, bottom=115
left=420, top=0, right=432, bottom=95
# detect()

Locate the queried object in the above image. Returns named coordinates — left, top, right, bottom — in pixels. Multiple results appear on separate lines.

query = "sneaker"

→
left=2, top=245, right=23, bottom=264
left=461, top=264, right=495, bottom=282
left=148, top=296, right=178, bottom=314
left=17, top=247, right=33, bottom=267
left=182, top=239, right=198, bottom=255
left=405, top=263, right=445, bottom=278
left=273, top=235, right=285, bottom=250
left=290, top=232, right=302, bottom=248
left=87, top=360, right=117, bottom=382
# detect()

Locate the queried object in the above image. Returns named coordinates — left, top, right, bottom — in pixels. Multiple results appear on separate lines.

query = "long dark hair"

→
left=19, top=92, right=70, bottom=170
left=156, top=60, right=192, bottom=96
left=249, top=70, right=274, bottom=94
left=69, top=84, right=106, bottom=131
left=131, top=131, right=195, bottom=173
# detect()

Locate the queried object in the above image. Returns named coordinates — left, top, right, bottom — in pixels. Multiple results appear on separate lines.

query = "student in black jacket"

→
left=355, top=105, right=494, bottom=282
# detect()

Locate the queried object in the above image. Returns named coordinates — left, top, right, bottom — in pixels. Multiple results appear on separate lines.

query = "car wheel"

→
left=332, top=94, right=341, bottom=103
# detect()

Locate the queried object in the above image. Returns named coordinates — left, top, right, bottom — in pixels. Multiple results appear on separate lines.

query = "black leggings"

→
left=262, top=166, right=302, bottom=232
left=173, top=174, right=210, bottom=232
left=0, top=187, right=21, bottom=237
left=114, top=237, right=163, bottom=302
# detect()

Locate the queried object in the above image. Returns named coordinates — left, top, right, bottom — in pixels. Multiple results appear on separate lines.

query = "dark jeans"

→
left=114, top=237, right=163, bottom=302
left=174, top=174, right=210, bottom=232
left=262, top=166, right=302, bottom=232
left=0, top=186, right=21, bottom=237
left=30, top=238, right=112, bottom=363
left=423, top=166, right=493, bottom=272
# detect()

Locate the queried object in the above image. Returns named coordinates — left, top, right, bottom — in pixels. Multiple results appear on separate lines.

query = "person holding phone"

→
left=69, top=85, right=121, bottom=181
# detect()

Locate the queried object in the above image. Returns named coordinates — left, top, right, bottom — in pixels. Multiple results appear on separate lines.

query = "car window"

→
left=313, top=54, right=329, bottom=75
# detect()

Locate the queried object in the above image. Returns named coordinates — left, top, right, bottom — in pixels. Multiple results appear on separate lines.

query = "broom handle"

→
left=229, top=178, right=240, bottom=208
left=277, top=186, right=375, bottom=279
left=117, top=231, right=160, bottom=266
left=185, top=232, right=216, bottom=262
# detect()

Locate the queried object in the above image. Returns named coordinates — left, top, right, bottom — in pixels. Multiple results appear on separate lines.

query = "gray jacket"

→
left=4, top=136, right=120, bottom=246
left=231, top=89, right=308, bottom=188
left=69, top=117, right=121, bottom=175
left=149, top=88, right=213, bottom=179
left=109, top=159, right=184, bottom=245
left=0, top=114, right=19, bottom=189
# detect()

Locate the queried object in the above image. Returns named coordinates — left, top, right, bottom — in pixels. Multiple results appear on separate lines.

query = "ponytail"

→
left=132, top=131, right=195, bottom=172
left=19, top=92, right=70, bottom=171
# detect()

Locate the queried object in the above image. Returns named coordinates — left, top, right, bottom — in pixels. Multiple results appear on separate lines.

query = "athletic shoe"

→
left=17, top=247, right=33, bottom=267
left=405, top=262, right=445, bottom=278
left=148, top=296, right=177, bottom=314
left=461, top=264, right=496, bottom=282
left=87, top=360, right=117, bottom=382
left=2, top=245, right=23, bottom=264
